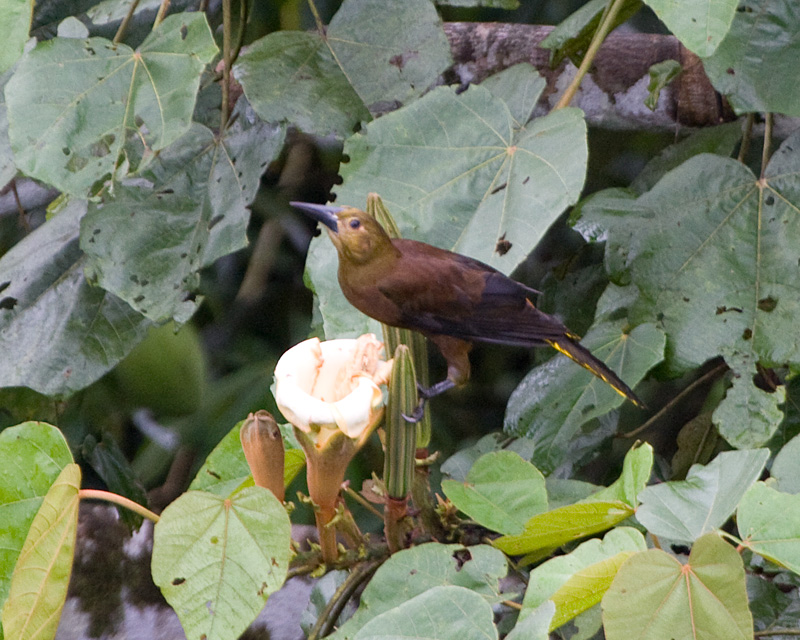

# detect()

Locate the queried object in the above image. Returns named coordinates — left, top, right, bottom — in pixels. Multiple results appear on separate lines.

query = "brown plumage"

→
left=293, top=202, right=642, bottom=418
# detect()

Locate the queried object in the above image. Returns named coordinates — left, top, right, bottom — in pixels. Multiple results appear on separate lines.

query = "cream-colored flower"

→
left=274, top=334, right=392, bottom=444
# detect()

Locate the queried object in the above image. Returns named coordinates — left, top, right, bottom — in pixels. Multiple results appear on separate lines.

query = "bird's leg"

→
left=401, top=336, right=472, bottom=422
left=401, top=379, right=456, bottom=423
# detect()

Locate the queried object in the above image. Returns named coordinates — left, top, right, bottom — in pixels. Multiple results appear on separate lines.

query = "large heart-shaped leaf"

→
left=636, top=448, right=769, bottom=542
left=602, top=533, right=752, bottom=640
left=5, top=12, right=218, bottom=196
left=152, top=488, right=291, bottom=640
left=81, top=118, right=284, bottom=323
left=234, top=0, right=451, bottom=138
left=0, top=199, right=152, bottom=395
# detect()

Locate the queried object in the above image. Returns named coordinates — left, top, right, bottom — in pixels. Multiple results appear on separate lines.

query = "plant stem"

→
left=555, top=0, right=628, bottom=109
left=79, top=489, right=160, bottom=523
left=737, top=113, right=755, bottom=164
left=113, top=0, right=142, bottom=44
left=760, top=112, right=773, bottom=180
left=344, top=485, right=384, bottom=520
left=220, top=0, right=232, bottom=131
left=152, top=0, right=170, bottom=29
left=307, top=560, right=382, bottom=640
left=621, top=362, right=728, bottom=438
left=307, top=0, right=326, bottom=34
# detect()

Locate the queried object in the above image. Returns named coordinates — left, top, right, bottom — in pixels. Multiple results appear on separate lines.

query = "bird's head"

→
left=291, top=202, right=395, bottom=264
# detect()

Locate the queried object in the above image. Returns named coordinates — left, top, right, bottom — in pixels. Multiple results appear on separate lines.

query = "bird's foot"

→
left=399, top=380, right=456, bottom=423
left=401, top=396, right=428, bottom=423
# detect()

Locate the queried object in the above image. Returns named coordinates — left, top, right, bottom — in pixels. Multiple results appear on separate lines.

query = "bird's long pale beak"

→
left=290, top=202, right=343, bottom=233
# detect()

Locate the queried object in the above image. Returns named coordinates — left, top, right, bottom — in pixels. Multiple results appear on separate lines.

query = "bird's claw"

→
left=401, top=397, right=427, bottom=423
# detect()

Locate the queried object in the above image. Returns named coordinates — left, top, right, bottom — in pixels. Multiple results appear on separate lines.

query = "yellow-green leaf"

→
left=2, top=463, right=80, bottom=640
left=493, top=501, right=633, bottom=557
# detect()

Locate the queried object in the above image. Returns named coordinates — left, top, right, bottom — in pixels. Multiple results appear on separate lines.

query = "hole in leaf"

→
left=452, top=549, right=471, bottom=570
left=0, top=297, right=17, bottom=310
left=758, top=296, right=777, bottom=312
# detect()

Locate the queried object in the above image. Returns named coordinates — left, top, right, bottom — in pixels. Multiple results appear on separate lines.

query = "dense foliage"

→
left=1, top=0, right=800, bottom=639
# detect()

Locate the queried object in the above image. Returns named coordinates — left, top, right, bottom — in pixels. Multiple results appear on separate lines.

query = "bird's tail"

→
left=545, top=336, right=644, bottom=407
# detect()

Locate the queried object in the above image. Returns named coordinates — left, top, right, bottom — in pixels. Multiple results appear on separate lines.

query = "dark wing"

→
left=377, top=240, right=568, bottom=346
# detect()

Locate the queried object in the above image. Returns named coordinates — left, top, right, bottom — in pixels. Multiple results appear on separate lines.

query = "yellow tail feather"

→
left=545, top=338, right=643, bottom=407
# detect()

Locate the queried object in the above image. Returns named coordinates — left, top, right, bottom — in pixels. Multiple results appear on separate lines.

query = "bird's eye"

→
left=349, top=219, right=361, bottom=229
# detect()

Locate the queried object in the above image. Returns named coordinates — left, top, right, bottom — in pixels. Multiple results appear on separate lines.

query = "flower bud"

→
left=240, top=410, right=285, bottom=502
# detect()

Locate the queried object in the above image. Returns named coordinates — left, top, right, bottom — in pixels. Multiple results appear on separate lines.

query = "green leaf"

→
left=352, top=585, right=497, bottom=640
left=601, top=533, right=752, bottom=640
left=0, top=0, right=31, bottom=73
left=588, top=442, right=653, bottom=508
left=442, top=451, right=547, bottom=535
left=738, top=482, right=800, bottom=574
left=577, top=133, right=800, bottom=388
left=712, top=355, right=786, bottom=449
left=630, top=122, right=742, bottom=194
left=479, top=63, right=545, bottom=127
left=234, top=31, right=369, bottom=139
left=331, top=543, right=507, bottom=640
left=0, top=69, right=16, bottom=189
left=643, top=0, right=737, bottom=56
left=6, top=13, right=218, bottom=196
left=190, top=419, right=303, bottom=497
left=521, top=527, right=646, bottom=630
left=307, top=83, right=588, bottom=338
left=703, top=0, right=800, bottom=116
left=2, top=463, right=80, bottom=640
left=540, top=0, right=643, bottom=67
left=235, top=0, right=450, bottom=138
left=151, top=488, right=291, bottom=640
left=493, top=501, right=634, bottom=557
left=506, top=601, right=554, bottom=640
left=0, top=423, right=73, bottom=618
left=636, top=448, right=769, bottom=542
left=80, top=118, right=283, bottom=322
left=771, top=432, right=800, bottom=494
left=0, top=198, right=153, bottom=396
left=645, top=60, right=682, bottom=111
left=504, top=319, right=664, bottom=474
left=441, top=433, right=536, bottom=483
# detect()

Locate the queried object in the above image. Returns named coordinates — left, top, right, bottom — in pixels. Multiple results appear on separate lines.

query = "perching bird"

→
left=292, top=202, right=642, bottom=419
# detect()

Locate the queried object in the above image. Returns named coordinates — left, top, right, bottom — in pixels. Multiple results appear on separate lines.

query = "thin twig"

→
left=307, top=0, right=326, bottom=34
left=220, top=0, right=232, bottom=131
left=621, top=362, right=728, bottom=438
left=555, top=0, right=629, bottom=110
left=307, top=560, right=382, bottom=640
left=152, top=0, right=170, bottom=29
left=754, top=630, right=800, bottom=637
left=229, top=0, right=248, bottom=67
left=113, top=0, right=142, bottom=44
left=760, top=112, right=773, bottom=180
left=79, top=489, right=160, bottom=523
left=343, top=486, right=384, bottom=520
left=737, top=113, right=755, bottom=164
left=10, top=180, right=30, bottom=232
